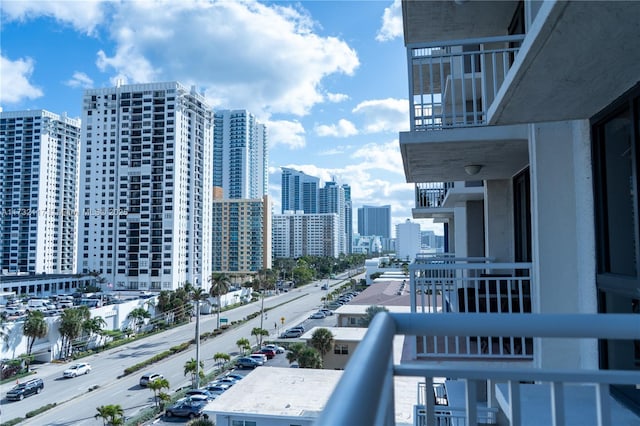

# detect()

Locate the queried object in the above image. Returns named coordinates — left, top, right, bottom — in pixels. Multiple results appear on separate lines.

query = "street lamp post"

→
left=194, top=298, right=201, bottom=388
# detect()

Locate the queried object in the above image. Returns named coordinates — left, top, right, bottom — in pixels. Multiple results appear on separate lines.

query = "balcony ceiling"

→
left=400, top=124, right=528, bottom=182
left=402, top=0, right=520, bottom=44
left=489, top=1, right=640, bottom=124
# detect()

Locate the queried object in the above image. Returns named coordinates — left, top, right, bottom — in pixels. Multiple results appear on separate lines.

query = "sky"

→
left=0, top=0, right=443, bottom=237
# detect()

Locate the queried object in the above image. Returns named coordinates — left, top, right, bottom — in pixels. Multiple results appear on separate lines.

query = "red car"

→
left=257, top=348, right=276, bottom=359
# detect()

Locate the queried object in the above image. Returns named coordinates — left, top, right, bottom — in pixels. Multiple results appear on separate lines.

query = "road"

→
left=0, top=276, right=350, bottom=425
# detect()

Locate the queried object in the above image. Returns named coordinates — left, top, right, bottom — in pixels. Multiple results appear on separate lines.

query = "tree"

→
left=236, top=337, right=251, bottom=355
left=127, top=307, right=151, bottom=333
left=251, top=327, right=269, bottom=347
left=213, top=352, right=230, bottom=368
left=95, top=404, right=124, bottom=426
left=23, top=311, right=48, bottom=368
left=148, top=377, right=170, bottom=408
left=208, top=273, right=231, bottom=330
left=184, top=357, right=205, bottom=389
left=297, top=347, right=323, bottom=368
left=286, top=342, right=307, bottom=365
left=190, top=286, right=208, bottom=388
left=361, top=305, right=389, bottom=327
left=58, top=306, right=91, bottom=359
left=310, top=327, right=334, bottom=362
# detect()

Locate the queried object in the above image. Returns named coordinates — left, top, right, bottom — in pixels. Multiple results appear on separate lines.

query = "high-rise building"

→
left=280, top=167, right=319, bottom=214
left=272, top=211, right=339, bottom=258
left=213, top=110, right=267, bottom=199
left=0, top=110, right=81, bottom=274
left=78, top=82, right=213, bottom=291
left=357, top=205, right=391, bottom=239
left=319, top=181, right=350, bottom=255
left=212, top=195, right=272, bottom=274
left=395, top=219, right=421, bottom=260
left=343, top=184, right=352, bottom=254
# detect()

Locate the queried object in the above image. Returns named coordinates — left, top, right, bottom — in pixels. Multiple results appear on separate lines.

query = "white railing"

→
left=410, top=256, right=533, bottom=359
left=314, top=313, right=640, bottom=426
left=408, top=35, right=525, bottom=131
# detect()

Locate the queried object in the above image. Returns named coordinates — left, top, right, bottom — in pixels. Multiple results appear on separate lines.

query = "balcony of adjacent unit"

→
left=413, top=181, right=484, bottom=220
left=399, top=34, right=529, bottom=184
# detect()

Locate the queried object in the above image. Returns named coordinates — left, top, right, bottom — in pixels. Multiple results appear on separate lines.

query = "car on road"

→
left=6, top=378, right=44, bottom=401
left=139, top=372, right=164, bottom=387
left=63, top=362, right=91, bottom=378
left=309, top=311, right=326, bottom=319
left=165, top=398, right=208, bottom=419
left=236, top=356, right=261, bottom=369
left=263, top=344, right=285, bottom=354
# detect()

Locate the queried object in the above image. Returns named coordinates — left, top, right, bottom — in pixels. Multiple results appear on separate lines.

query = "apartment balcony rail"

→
left=415, top=182, right=455, bottom=208
left=408, top=35, right=525, bottom=131
left=315, top=313, right=640, bottom=426
left=410, top=255, right=532, bottom=359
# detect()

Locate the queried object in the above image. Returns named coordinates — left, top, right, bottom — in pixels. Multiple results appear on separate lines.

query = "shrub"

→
left=25, top=402, right=57, bottom=418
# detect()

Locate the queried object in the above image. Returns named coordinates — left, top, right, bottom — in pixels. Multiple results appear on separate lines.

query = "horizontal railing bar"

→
left=392, top=313, right=640, bottom=339
left=395, top=364, right=640, bottom=385
left=410, top=262, right=532, bottom=270
left=407, top=34, right=526, bottom=51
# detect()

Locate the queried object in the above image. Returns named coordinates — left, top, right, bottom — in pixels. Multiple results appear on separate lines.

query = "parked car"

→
left=165, top=399, right=207, bottom=419
left=236, top=356, right=261, bottom=369
left=309, top=311, right=326, bottom=319
left=63, top=362, right=91, bottom=378
left=6, top=378, right=44, bottom=401
left=280, top=329, right=303, bottom=338
left=185, top=389, right=216, bottom=401
left=250, top=353, right=268, bottom=364
left=215, top=376, right=238, bottom=386
left=225, top=372, right=245, bottom=381
left=262, top=344, right=285, bottom=354
left=319, top=308, right=334, bottom=316
left=290, top=325, right=305, bottom=332
left=139, top=372, right=164, bottom=387
left=257, top=348, right=276, bottom=359
left=204, top=382, right=232, bottom=395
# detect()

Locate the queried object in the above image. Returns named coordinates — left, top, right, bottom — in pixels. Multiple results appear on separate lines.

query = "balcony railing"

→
left=410, top=255, right=533, bottom=359
left=408, top=35, right=525, bottom=131
left=315, top=313, right=640, bottom=426
left=415, top=182, right=454, bottom=208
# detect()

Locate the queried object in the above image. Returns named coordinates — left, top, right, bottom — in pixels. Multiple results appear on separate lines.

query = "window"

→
left=231, top=421, right=256, bottom=426
left=334, top=344, right=349, bottom=355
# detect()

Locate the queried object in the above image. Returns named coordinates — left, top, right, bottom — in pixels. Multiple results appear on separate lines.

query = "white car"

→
left=63, top=362, right=91, bottom=378
left=263, top=344, right=285, bottom=354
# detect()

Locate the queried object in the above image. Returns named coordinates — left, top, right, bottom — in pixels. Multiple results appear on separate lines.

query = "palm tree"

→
left=23, top=310, right=48, bottom=369
left=236, top=337, right=251, bottom=355
left=310, top=327, right=334, bottom=363
left=286, top=342, right=307, bottom=365
left=297, top=347, right=323, bottom=368
left=208, top=273, right=231, bottom=330
left=361, top=305, right=389, bottom=327
left=184, top=357, right=205, bottom=389
left=147, top=377, right=170, bottom=408
left=190, top=286, right=208, bottom=388
left=251, top=327, right=269, bottom=347
left=213, top=352, right=230, bottom=368
left=95, top=404, right=124, bottom=426
left=127, top=307, right=151, bottom=333
left=58, top=307, right=91, bottom=359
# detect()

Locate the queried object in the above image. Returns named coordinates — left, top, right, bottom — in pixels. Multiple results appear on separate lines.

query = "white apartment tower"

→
left=395, top=219, right=421, bottom=260
left=78, top=82, right=213, bottom=291
left=272, top=211, right=340, bottom=258
left=0, top=110, right=81, bottom=274
left=213, top=110, right=267, bottom=199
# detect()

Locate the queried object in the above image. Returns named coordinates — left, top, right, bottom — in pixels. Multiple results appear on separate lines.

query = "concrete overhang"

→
left=402, top=0, right=520, bottom=44
left=489, top=1, right=640, bottom=125
left=443, top=186, right=484, bottom=207
left=412, top=207, right=454, bottom=220
left=400, top=124, right=529, bottom=182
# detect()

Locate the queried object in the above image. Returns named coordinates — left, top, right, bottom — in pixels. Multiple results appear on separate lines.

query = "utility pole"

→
left=195, top=297, right=201, bottom=389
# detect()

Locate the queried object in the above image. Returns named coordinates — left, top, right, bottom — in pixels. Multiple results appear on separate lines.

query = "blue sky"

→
left=0, top=0, right=442, bottom=237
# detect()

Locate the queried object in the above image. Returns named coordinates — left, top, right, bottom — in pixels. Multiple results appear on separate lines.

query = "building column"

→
left=484, top=180, right=515, bottom=262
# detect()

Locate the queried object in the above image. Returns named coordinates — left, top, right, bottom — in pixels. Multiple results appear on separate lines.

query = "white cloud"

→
left=0, top=54, right=43, bottom=104
left=266, top=119, right=306, bottom=149
left=65, top=71, right=94, bottom=89
left=351, top=139, right=405, bottom=175
left=1, top=0, right=106, bottom=35
left=314, top=119, right=358, bottom=138
left=352, top=98, right=408, bottom=133
left=376, top=0, right=403, bottom=42
left=96, top=1, right=359, bottom=119
left=326, top=92, right=349, bottom=103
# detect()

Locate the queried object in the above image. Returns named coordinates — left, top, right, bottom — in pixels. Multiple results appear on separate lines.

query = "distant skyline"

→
left=0, top=0, right=443, bottom=237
